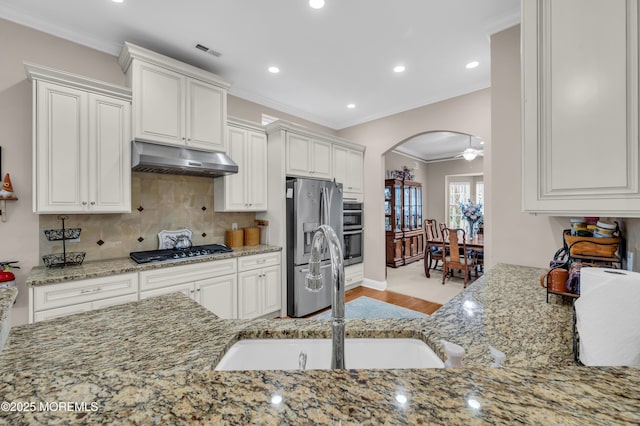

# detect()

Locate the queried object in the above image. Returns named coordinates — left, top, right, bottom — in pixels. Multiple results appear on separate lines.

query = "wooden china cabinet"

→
left=384, top=179, right=423, bottom=267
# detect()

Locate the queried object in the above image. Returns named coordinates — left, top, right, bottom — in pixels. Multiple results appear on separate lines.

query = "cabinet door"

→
left=237, top=270, right=261, bottom=319
left=261, top=265, right=281, bottom=315
left=310, top=139, right=332, bottom=179
left=34, top=81, right=88, bottom=213
left=247, top=130, right=268, bottom=210
left=222, top=126, right=249, bottom=210
left=88, top=93, right=131, bottom=212
left=347, top=149, right=364, bottom=194
left=133, top=61, right=184, bottom=145
left=286, top=133, right=312, bottom=177
left=197, top=274, right=237, bottom=319
left=522, top=0, right=640, bottom=214
left=334, top=146, right=363, bottom=199
left=186, top=78, right=226, bottom=152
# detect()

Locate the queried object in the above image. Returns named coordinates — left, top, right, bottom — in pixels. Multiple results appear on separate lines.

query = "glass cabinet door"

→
left=416, top=187, right=422, bottom=228
left=394, top=184, right=402, bottom=231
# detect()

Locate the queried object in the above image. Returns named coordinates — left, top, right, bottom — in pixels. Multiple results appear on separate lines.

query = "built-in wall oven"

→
left=343, top=202, right=363, bottom=266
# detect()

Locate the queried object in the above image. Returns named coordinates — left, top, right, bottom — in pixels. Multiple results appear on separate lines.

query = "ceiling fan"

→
left=455, top=135, right=484, bottom=161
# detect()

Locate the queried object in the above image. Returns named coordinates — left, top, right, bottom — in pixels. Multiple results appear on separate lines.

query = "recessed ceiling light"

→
left=347, top=104, right=356, bottom=109
left=466, top=61, right=480, bottom=69
left=268, top=66, right=280, bottom=74
left=309, top=0, right=325, bottom=9
left=393, top=65, right=406, bottom=73
left=112, top=0, right=124, bottom=3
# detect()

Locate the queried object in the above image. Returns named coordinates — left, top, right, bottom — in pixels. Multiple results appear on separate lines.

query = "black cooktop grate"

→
left=130, top=244, right=233, bottom=264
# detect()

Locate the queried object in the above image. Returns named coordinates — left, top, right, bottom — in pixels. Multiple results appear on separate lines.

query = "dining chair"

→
left=423, top=219, right=443, bottom=277
left=441, top=226, right=478, bottom=288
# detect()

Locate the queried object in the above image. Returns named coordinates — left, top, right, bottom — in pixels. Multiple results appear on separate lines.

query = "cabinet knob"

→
left=90, top=201, right=95, bottom=206
left=82, top=201, right=87, bottom=206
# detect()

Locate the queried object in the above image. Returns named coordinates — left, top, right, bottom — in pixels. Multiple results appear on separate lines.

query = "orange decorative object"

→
left=0, top=173, right=17, bottom=200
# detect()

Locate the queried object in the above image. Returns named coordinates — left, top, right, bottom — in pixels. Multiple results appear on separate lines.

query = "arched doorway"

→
left=383, top=131, right=484, bottom=274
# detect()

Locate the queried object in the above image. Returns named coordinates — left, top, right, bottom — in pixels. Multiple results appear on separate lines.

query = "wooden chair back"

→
left=424, top=219, right=439, bottom=241
left=441, top=226, right=478, bottom=287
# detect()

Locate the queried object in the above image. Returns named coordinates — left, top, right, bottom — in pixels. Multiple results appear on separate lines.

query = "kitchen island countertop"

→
left=1, top=263, right=639, bottom=424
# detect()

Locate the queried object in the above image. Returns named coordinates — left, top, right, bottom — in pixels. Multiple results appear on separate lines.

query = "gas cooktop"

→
left=130, top=244, right=233, bottom=264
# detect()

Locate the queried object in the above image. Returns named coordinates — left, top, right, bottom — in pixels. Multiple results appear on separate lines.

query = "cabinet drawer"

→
left=238, top=252, right=281, bottom=272
left=33, top=273, right=138, bottom=311
left=140, top=282, right=195, bottom=300
left=139, top=258, right=237, bottom=291
left=33, top=293, right=139, bottom=323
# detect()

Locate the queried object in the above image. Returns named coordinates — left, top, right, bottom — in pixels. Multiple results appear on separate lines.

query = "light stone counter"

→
left=0, top=287, right=17, bottom=326
left=26, top=244, right=282, bottom=286
left=1, top=264, right=638, bottom=424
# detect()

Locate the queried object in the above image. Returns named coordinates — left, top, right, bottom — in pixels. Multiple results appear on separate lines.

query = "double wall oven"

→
left=343, top=202, right=363, bottom=266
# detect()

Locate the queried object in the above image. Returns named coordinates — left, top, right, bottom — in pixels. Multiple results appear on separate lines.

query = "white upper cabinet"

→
left=286, top=133, right=332, bottom=179
left=214, top=118, right=267, bottom=212
left=26, top=63, right=131, bottom=214
left=333, top=144, right=364, bottom=201
left=119, top=42, right=230, bottom=152
left=522, top=0, right=640, bottom=215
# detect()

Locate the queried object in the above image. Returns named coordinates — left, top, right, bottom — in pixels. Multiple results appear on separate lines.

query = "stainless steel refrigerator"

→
left=286, top=177, right=343, bottom=317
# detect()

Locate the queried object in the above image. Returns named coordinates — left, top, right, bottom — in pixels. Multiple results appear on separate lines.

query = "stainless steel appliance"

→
left=343, top=202, right=363, bottom=266
left=129, top=244, right=232, bottom=264
left=131, top=140, right=238, bottom=177
left=286, top=177, right=343, bottom=317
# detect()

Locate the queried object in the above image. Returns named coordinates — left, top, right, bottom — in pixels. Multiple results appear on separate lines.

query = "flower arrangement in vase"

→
left=458, top=199, right=483, bottom=238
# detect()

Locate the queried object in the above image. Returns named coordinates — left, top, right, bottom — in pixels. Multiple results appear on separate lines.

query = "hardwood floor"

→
left=301, top=286, right=442, bottom=318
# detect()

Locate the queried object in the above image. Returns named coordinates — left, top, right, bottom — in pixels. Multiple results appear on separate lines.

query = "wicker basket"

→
left=564, top=231, right=619, bottom=258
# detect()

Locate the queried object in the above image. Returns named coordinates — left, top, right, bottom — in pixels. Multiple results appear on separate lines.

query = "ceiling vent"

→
left=195, top=44, right=222, bottom=57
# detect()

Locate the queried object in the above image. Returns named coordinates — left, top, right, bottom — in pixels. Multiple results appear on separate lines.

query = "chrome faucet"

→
left=305, top=224, right=345, bottom=369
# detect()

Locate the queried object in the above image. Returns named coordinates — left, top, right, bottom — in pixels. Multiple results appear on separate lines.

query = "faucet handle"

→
left=305, top=259, right=324, bottom=291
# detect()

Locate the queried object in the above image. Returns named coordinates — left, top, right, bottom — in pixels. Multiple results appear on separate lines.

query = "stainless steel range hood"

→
left=131, top=141, right=238, bottom=177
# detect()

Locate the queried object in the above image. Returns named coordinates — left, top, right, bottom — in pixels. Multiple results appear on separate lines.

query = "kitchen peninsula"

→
left=0, top=264, right=638, bottom=424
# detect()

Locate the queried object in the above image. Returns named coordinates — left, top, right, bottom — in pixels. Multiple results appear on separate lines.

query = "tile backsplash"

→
left=39, top=173, right=256, bottom=263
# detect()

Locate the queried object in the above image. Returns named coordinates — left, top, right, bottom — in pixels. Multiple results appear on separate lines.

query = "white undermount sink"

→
left=214, top=338, right=445, bottom=371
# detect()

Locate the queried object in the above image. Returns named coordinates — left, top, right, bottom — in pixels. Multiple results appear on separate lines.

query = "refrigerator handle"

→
left=321, top=187, right=330, bottom=226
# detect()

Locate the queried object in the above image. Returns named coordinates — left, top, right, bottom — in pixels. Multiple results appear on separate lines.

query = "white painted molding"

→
left=24, top=62, right=131, bottom=100
left=118, top=42, right=231, bottom=90
left=362, top=278, right=386, bottom=291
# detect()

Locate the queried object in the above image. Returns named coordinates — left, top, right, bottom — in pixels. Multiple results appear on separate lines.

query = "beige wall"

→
left=490, top=25, right=566, bottom=269
left=338, top=89, right=491, bottom=283
left=227, top=96, right=336, bottom=136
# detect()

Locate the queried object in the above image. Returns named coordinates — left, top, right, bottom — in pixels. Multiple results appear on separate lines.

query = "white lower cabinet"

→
left=30, top=252, right=281, bottom=322
left=139, top=258, right=238, bottom=319
left=345, top=263, right=364, bottom=289
left=197, top=275, right=238, bottom=320
left=237, top=252, right=282, bottom=319
left=30, top=273, right=139, bottom=323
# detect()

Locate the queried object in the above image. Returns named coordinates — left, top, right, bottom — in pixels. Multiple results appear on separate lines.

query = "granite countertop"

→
left=26, top=244, right=282, bottom=286
left=0, top=287, right=17, bottom=326
left=1, top=264, right=639, bottom=424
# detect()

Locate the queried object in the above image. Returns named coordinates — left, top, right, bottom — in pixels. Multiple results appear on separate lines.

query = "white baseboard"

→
left=362, top=278, right=387, bottom=291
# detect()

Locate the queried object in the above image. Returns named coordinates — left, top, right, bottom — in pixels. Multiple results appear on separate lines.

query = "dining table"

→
left=424, top=232, right=484, bottom=278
